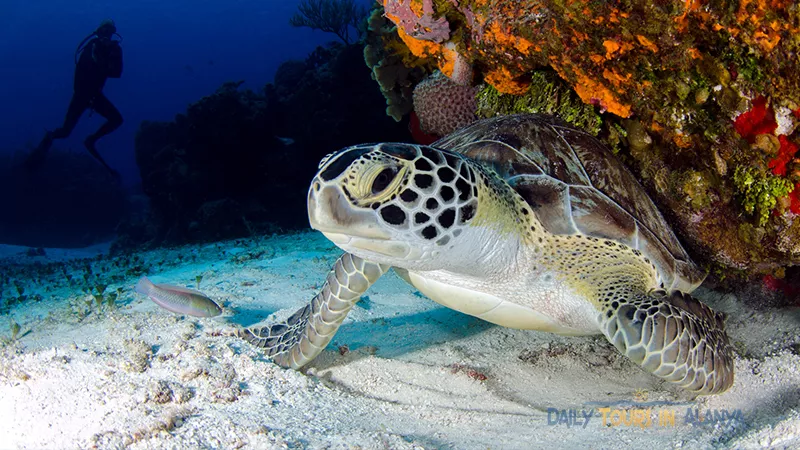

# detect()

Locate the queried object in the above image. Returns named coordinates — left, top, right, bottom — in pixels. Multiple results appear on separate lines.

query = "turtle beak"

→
left=307, top=180, right=391, bottom=240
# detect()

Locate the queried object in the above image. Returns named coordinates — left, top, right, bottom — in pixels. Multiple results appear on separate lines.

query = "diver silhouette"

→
left=24, top=19, right=124, bottom=179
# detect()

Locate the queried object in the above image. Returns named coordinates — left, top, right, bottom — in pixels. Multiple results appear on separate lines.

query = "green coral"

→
left=475, top=70, right=602, bottom=135
left=733, top=166, right=794, bottom=226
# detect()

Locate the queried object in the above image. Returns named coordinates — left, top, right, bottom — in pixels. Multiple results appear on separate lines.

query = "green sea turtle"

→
left=239, top=114, right=734, bottom=395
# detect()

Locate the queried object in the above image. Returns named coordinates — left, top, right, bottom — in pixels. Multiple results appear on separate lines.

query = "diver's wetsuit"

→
left=25, top=36, right=123, bottom=175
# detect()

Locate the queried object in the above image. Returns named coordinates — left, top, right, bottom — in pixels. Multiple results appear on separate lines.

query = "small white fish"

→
left=135, top=276, right=222, bottom=317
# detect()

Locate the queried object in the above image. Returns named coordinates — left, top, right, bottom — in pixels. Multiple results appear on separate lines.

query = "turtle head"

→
left=308, top=143, right=480, bottom=270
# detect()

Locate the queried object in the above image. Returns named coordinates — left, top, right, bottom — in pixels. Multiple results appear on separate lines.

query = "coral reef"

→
left=126, top=43, right=408, bottom=248
left=363, top=6, right=431, bottom=121
left=733, top=166, right=793, bottom=227
left=0, top=149, right=127, bottom=248
left=412, top=71, right=477, bottom=136
left=476, top=70, right=602, bottom=136
left=375, top=0, right=800, bottom=277
left=132, top=81, right=287, bottom=246
left=385, top=0, right=450, bottom=43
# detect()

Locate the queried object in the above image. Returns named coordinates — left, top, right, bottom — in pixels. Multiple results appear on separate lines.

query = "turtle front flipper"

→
left=238, top=252, right=389, bottom=369
left=600, top=289, right=734, bottom=395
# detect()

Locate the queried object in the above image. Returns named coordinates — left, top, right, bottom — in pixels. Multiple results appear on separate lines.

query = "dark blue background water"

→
left=0, top=0, right=371, bottom=186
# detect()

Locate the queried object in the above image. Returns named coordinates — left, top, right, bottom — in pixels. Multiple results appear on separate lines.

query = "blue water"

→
left=0, top=0, right=371, bottom=186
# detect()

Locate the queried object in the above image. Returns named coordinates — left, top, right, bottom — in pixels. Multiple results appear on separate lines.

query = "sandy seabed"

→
left=0, top=231, right=798, bottom=449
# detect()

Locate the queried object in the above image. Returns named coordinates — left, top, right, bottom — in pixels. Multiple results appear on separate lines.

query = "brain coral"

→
left=412, top=71, right=477, bottom=137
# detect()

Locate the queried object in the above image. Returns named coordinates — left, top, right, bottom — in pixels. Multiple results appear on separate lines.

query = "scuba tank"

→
left=74, top=19, right=123, bottom=77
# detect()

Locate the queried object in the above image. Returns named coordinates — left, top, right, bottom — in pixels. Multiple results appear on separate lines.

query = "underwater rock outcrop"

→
left=374, top=0, right=800, bottom=278
left=0, top=150, right=127, bottom=248
left=132, top=81, right=292, bottom=247
left=127, top=43, right=407, bottom=249
left=268, top=43, right=409, bottom=156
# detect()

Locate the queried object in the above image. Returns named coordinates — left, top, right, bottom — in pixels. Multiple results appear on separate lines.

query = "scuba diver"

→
left=24, top=19, right=124, bottom=178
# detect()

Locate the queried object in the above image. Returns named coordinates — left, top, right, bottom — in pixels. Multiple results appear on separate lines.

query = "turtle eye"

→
left=371, top=167, right=397, bottom=194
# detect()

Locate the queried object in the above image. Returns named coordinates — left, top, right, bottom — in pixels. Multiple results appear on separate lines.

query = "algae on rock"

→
left=733, top=166, right=794, bottom=227
left=476, top=71, right=601, bottom=135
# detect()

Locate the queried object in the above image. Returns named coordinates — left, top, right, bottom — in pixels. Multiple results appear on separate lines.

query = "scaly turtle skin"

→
left=240, top=114, right=734, bottom=395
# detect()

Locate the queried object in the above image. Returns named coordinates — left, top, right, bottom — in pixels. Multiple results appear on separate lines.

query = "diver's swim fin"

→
left=23, top=131, right=54, bottom=172
left=84, top=135, right=120, bottom=181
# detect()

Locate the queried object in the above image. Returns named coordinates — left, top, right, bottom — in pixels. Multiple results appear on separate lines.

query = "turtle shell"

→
left=433, top=114, right=704, bottom=292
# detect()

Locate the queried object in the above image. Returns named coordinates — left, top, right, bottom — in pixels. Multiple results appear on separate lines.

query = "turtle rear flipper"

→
left=239, top=252, right=388, bottom=369
left=600, top=289, right=734, bottom=395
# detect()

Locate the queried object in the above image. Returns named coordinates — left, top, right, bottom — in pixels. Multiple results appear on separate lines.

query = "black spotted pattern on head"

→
left=456, top=178, right=471, bottom=201
left=319, top=147, right=372, bottom=181
left=414, top=212, right=430, bottom=224
left=459, top=202, right=476, bottom=223
left=415, top=174, right=434, bottom=189
left=437, top=208, right=455, bottom=228
left=440, top=186, right=455, bottom=202
left=415, top=158, right=434, bottom=171
left=459, top=164, right=470, bottom=180
left=378, top=143, right=418, bottom=160
left=443, top=152, right=458, bottom=167
left=363, top=146, right=484, bottom=248
left=380, top=204, right=406, bottom=225
left=400, top=189, right=419, bottom=203
left=420, top=147, right=441, bottom=164
left=437, top=167, right=456, bottom=183
left=342, top=185, right=353, bottom=201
